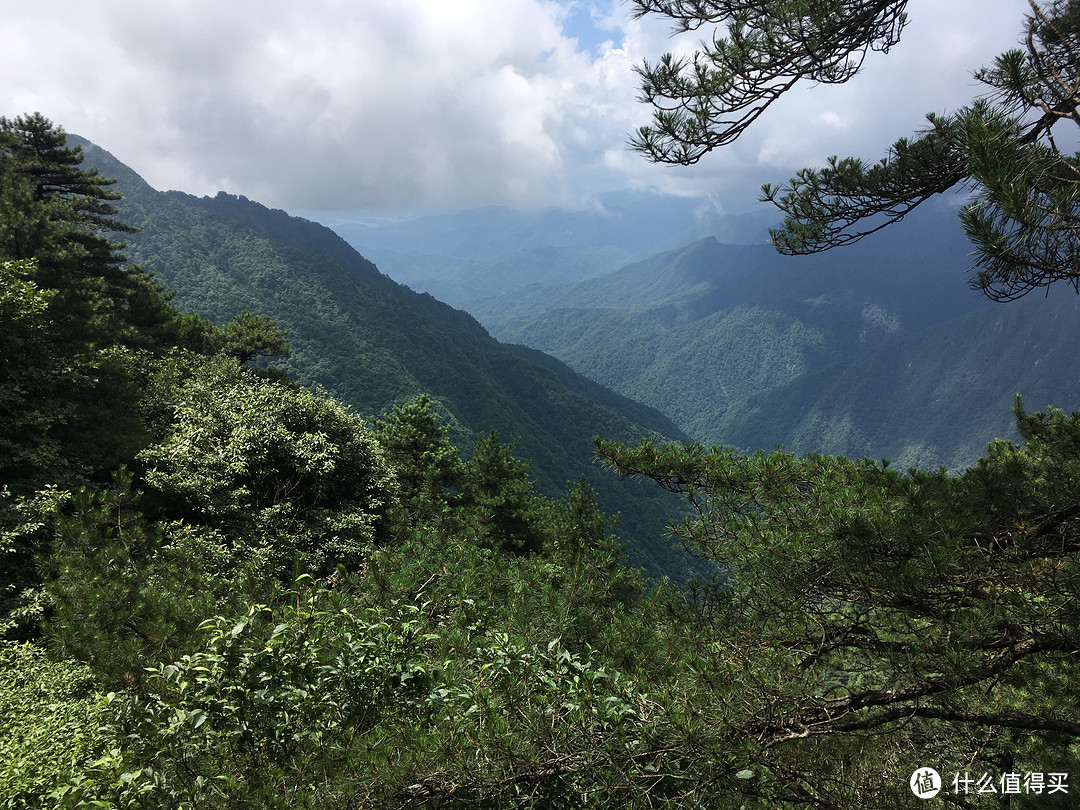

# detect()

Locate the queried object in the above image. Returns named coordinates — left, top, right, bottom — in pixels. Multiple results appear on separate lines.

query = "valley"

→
left=333, top=195, right=1080, bottom=471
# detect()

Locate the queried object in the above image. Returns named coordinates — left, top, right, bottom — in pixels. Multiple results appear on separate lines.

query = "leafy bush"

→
left=0, top=642, right=102, bottom=809
left=92, top=582, right=431, bottom=809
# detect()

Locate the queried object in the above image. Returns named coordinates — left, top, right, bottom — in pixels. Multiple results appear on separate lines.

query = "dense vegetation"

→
left=72, top=136, right=690, bottom=579
left=2, top=106, right=1078, bottom=810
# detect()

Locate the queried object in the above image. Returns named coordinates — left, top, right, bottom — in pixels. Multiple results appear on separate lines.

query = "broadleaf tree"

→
left=631, top=0, right=1080, bottom=301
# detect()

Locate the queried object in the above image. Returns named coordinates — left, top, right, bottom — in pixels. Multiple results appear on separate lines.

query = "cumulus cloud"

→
left=665, top=0, right=1025, bottom=200
left=0, top=0, right=1027, bottom=214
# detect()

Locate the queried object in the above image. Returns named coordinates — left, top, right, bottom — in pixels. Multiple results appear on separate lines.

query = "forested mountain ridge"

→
left=9, top=0, right=1080, bottom=801
left=467, top=205, right=1080, bottom=468
left=719, top=288, right=1080, bottom=468
left=471, top=212, right=981, bottom=323
left=72, top=137, right=690, bottom=576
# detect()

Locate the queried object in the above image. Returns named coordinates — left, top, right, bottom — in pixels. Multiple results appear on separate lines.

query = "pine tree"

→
left=0, top=113, right=210, bottom=349
left=1, top=113, right=134, bottom=341
left=631, top=0, right=1080, bottom=300
left=595, top=398, right=1080, bottom=805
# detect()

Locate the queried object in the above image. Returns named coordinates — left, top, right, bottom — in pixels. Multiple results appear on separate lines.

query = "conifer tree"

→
left=1, top=113, right=209, bottom=351
left=0, top=113, right=134, bottom=341
left=625, top=7, right=1080, bottom=796
left=631, top=0, right=1080, bottom=300
left=596, top=399, right=1080, bottom=806
left=374, top=394, right=463, bottom=520
left=0, top=115, right=212, bottom=486
left=204, top=310, right=291, bottom=366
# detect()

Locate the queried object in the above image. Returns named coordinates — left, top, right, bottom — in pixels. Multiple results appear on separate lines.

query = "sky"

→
left=2, top=0, right=1027, bottom=220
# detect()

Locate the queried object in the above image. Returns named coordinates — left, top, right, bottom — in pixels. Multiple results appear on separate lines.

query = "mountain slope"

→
left=76, top=137, right=693, bottom=578
left=719, top=290, right=1080, bottom=469
left=468, top=203, right=1080, bottom=468
left=329, top=190, right=778, bottom=308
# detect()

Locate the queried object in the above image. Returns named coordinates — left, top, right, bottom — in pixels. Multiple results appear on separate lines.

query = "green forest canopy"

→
left=0, top=104, right=1077, bottom=808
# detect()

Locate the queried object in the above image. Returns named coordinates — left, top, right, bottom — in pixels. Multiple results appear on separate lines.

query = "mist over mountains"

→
left=332, top=194, right=1080, bottom=471
left=81, top=127, right=1080, bottom=540
left=5, top=0, right=1072, bottom=796
left=329, top=192, right=779, bottom=308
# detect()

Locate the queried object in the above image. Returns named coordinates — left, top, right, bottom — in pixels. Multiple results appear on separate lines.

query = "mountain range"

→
left=337, top=197, right=1080, bottom=472
left=328, top=191, right=778, bottom=308
left=81, top=131, right=1080, bottom=578
left=75, top=138, right=696, bottom=579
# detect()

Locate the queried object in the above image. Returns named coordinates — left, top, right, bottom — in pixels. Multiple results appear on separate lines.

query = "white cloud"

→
left=0, top=0, right=1028, bottom=214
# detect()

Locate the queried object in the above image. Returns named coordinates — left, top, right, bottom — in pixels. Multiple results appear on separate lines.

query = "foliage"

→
left=0, top=117, right=210, bottom=491
left=375, top=393, right=638, bottom=564
left=0, top=259, right=73, bottom=491
left=86, top=583, right=432, bottom=809
left=43, top=471, right=258, bottom=685
left=0, top=113, right=186, bottom=349
left=374, top=393, right=464, bottom=520
left=596, top=397, right=1080, bottom=805
left=0, top=255, right=151, bottom=492
left=0, top=112, right=130, bottom=277
left=0, top=641, right=102, bottom=809
left=630, top=0, right=908, bottom=161
left=137, top=355, right=396, bottom=576
left=632, top=0, right=1080, bottom=300
left=458, top=429, right=548, bottom=554
left=204, top=310, right=291, bottom=366
left=35, top=433, right=673, bottom=808
left=9, top=109, right=1080, bottom=809
left=0, top=118, right=173, bottom=641
left=326, top=473, right=676, bottom=809
left=78, top=147, right=687, bottom=577
left=1, top=486, right=68, bottom=640
left=40, top=355, right=395, bottom=681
